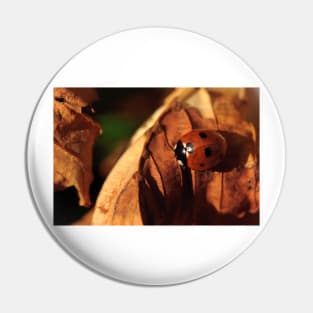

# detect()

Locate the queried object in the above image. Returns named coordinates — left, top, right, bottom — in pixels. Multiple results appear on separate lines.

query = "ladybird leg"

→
left=177, top=159, right=184, bottom=167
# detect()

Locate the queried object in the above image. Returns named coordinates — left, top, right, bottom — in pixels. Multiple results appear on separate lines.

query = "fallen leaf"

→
left=89, top=88, right=259, bottom=225
left=54, top=88, right=102, bottom=207
left=91, top=135, right=145, bottom=225
left=54, top=87, right=99, bottom=113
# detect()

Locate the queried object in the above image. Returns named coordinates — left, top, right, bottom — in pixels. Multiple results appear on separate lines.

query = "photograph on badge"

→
left=53, top=87, right=259, bottom=225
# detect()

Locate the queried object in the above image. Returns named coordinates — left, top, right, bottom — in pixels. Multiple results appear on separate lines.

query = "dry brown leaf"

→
left=54, top=88, right=99, bottom=112
left=89, top=88, right=259, bottom=225
left=54, top=88, right=102, bottom=207
left=91, top=135, right=145, bottom=225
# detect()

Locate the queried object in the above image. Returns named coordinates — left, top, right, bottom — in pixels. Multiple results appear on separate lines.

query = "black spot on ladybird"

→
left=205, top=147, right=212, bottom=157
left=200, top=163, right=205, bottom=167
left=199, top=132, right=207, bottom=138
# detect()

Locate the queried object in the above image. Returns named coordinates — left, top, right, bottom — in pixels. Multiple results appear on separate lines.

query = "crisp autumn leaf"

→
left=80, top=88, right=259, bottom=225
left=54, top=88, right=99, bottom=112
left=54, top=88, right=102, bottom=207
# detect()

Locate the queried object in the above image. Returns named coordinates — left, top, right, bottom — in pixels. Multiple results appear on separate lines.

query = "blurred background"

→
left=54, top=88, right=173, bottom=225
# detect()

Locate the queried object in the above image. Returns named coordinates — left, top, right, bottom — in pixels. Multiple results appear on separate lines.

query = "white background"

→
left=0, top=1, right=312, bottom=312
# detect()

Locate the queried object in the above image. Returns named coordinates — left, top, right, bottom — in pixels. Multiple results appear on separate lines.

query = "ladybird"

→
left=174, top=129, right=227, bottom=171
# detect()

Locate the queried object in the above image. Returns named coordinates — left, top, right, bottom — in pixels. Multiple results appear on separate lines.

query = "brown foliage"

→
left=80, top=88, right=259, bottom=225
left=54, top=88, right=102, bottom=207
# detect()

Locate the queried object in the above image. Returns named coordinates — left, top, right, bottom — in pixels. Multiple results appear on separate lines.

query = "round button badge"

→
left=26, top=28, right=285, bottom=285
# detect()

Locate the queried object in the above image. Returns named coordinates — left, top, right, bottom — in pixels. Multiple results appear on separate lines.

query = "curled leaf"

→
left=89, top=88, right=259, bottom=225
left=54, top=88, right=99, bottom=112
left=91, top=135, right=145, bottom=225
left=54, top=88, right=102, bottom=207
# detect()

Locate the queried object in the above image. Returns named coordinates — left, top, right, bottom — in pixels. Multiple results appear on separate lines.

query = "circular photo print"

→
left=27, top=28, right=285, bottom=285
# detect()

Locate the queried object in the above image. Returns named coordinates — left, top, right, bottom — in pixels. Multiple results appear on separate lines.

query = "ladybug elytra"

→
left=174, top=130, right=227, bottom=171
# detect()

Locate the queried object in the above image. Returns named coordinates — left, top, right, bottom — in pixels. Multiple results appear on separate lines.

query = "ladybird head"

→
left=174, top=140, right=188, bottom=167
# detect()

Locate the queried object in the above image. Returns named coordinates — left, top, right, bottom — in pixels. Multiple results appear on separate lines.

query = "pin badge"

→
left=26, top=28, right=285, bottom=285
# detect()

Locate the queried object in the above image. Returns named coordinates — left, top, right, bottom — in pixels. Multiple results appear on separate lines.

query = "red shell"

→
left=176, top=129, right=227, bottom=171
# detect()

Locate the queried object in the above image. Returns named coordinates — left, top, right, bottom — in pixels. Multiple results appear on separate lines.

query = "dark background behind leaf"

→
left=54, top=88, right=173, bottom=225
